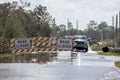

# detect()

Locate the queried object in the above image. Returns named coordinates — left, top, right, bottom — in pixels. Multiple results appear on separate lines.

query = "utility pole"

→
left=112, top=16, right=114, bottom=36
left=76, top=20, right=78, bottom=30
left=118, top=11, right=120, bottom=47
left=116, top=14, right=118, bottom=37
left=119, top=11, right=120, bottom=33
left=67, top=19, right=69, bottom=30
left=76, top=20, right=78, bottom=35
left=115, top=14, right=118, bottom=47
left=112, top=16, right=115, bottom=47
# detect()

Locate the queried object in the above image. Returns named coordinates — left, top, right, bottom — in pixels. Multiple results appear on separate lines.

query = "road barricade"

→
left=11, top=37, right=76, bottom=53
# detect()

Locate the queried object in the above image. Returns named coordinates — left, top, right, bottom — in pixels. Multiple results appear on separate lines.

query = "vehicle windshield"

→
left=75, top=36, right=87, bottom=40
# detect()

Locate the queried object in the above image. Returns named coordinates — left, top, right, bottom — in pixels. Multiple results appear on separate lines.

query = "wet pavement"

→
left=0, top=51, right=118, bottom=80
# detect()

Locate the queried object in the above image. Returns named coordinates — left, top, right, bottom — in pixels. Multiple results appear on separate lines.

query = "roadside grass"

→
left=97, top=52, right=120, bottom=69
left=90, top=41, right=114, bottom=51
left=91, top=41, right=120, bottom=69
left=115, top=61, right=120, bottom=68
left=97, top=52, right=120, bottom=56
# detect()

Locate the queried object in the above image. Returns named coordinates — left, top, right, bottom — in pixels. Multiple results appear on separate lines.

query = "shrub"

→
left=91, top=40, right=114, bottom=51
left=0, top=38, right=12, bottom=53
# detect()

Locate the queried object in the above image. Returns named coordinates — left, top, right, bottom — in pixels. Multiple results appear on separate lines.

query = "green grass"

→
left=97, top=52, right=120, bottom=56
left=97, top=52, right=120, bottom=68
left=90, top=41, right=114, bottom=51
left=115, top=61, right=120, bottom=68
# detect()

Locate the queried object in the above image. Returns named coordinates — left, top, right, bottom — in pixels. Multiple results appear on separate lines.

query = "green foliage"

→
left=50, top=25, right=60, bottom=37
left=0, top=2, right=52, bottom=38
left=34, top=5, right=51, bottom=23
left=87, top=20, right=97, bottom=29
left=115, top=61, right=120, bottom=68
left=0, top=38, right=11, bottom=53
left=84, top=20, right=114, bottom=42
left=97, top=52, right=120, bottom=56
left=92, top=41, right=120, bottom=57
left=91, top=41, right=114, bottom=51
left=0, top=2, right=54, bottom=53
left=97, top=22, right=108, bottom=31
left=0, top=2, right=116, bottom=53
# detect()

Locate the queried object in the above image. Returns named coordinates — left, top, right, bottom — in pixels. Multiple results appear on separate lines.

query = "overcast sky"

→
left=0, top=0, right=119, bottom=30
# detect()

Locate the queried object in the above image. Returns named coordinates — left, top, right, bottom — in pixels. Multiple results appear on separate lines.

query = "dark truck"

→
left=73, top=35, right=88, bottom=52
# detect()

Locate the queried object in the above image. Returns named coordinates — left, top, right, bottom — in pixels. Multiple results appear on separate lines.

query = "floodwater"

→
left=0, top=51, right=118, bottom=80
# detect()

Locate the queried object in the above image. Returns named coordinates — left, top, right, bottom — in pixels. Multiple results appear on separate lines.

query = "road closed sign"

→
left=57, top=39, right=72, bottom=50
left=15, top=39, right=30, bottom=49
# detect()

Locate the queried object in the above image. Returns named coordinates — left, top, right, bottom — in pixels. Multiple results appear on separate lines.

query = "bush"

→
left=0, top=38, right=12, bottom=53
left=91, top=41, right=114, bottom=51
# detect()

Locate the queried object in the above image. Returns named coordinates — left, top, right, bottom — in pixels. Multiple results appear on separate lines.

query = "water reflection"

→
left=0, top=52, right=117, bottom=80
left=0, top=53, right=51, bottom=64
left=14, top=53, right=51, bottom=64
left=51, top=52, right=81, bottom=66
left=70, top=53, right=81, bottom=66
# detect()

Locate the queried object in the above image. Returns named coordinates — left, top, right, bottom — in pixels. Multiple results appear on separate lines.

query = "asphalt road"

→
left=0, top=51, right=117, bottom=80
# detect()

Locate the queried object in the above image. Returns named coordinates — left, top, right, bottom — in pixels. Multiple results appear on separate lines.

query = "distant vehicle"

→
left=73, top=35, right=88, bottom=52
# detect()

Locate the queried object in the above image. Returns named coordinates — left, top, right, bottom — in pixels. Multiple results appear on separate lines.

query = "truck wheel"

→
left=71, top=53, right=77, bottom=57
left=85, top=48, right=88, bottom=52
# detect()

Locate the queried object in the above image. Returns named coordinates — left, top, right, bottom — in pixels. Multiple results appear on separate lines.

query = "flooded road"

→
left=0, top=51, right=117, bottom=80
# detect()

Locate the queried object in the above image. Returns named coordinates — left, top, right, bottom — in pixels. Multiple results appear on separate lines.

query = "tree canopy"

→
left=0, top=2, right=115, bottom=43
left=0, top=2, right=53, bottom=38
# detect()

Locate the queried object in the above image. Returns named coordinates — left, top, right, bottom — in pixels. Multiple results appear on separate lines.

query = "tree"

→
left=33, top=5, right=51, bottom=23
left=33, top=5, right=52, bottom=37
left=84, top=20, right=114, bottom=42
left=0, top=2, right=54, bottom=53
left=97, top=22, right=109, bottom=41
left=0, top=2, right=30, bottom=38
left=59, top=24, right=66, bottom=36
left=50, top=24, right=60, bottom=37
left=85, top=20, right=98, bottom=40
left=87, top=20, right=97, bottom=29
left=0, top=3, right=11, bottom=38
